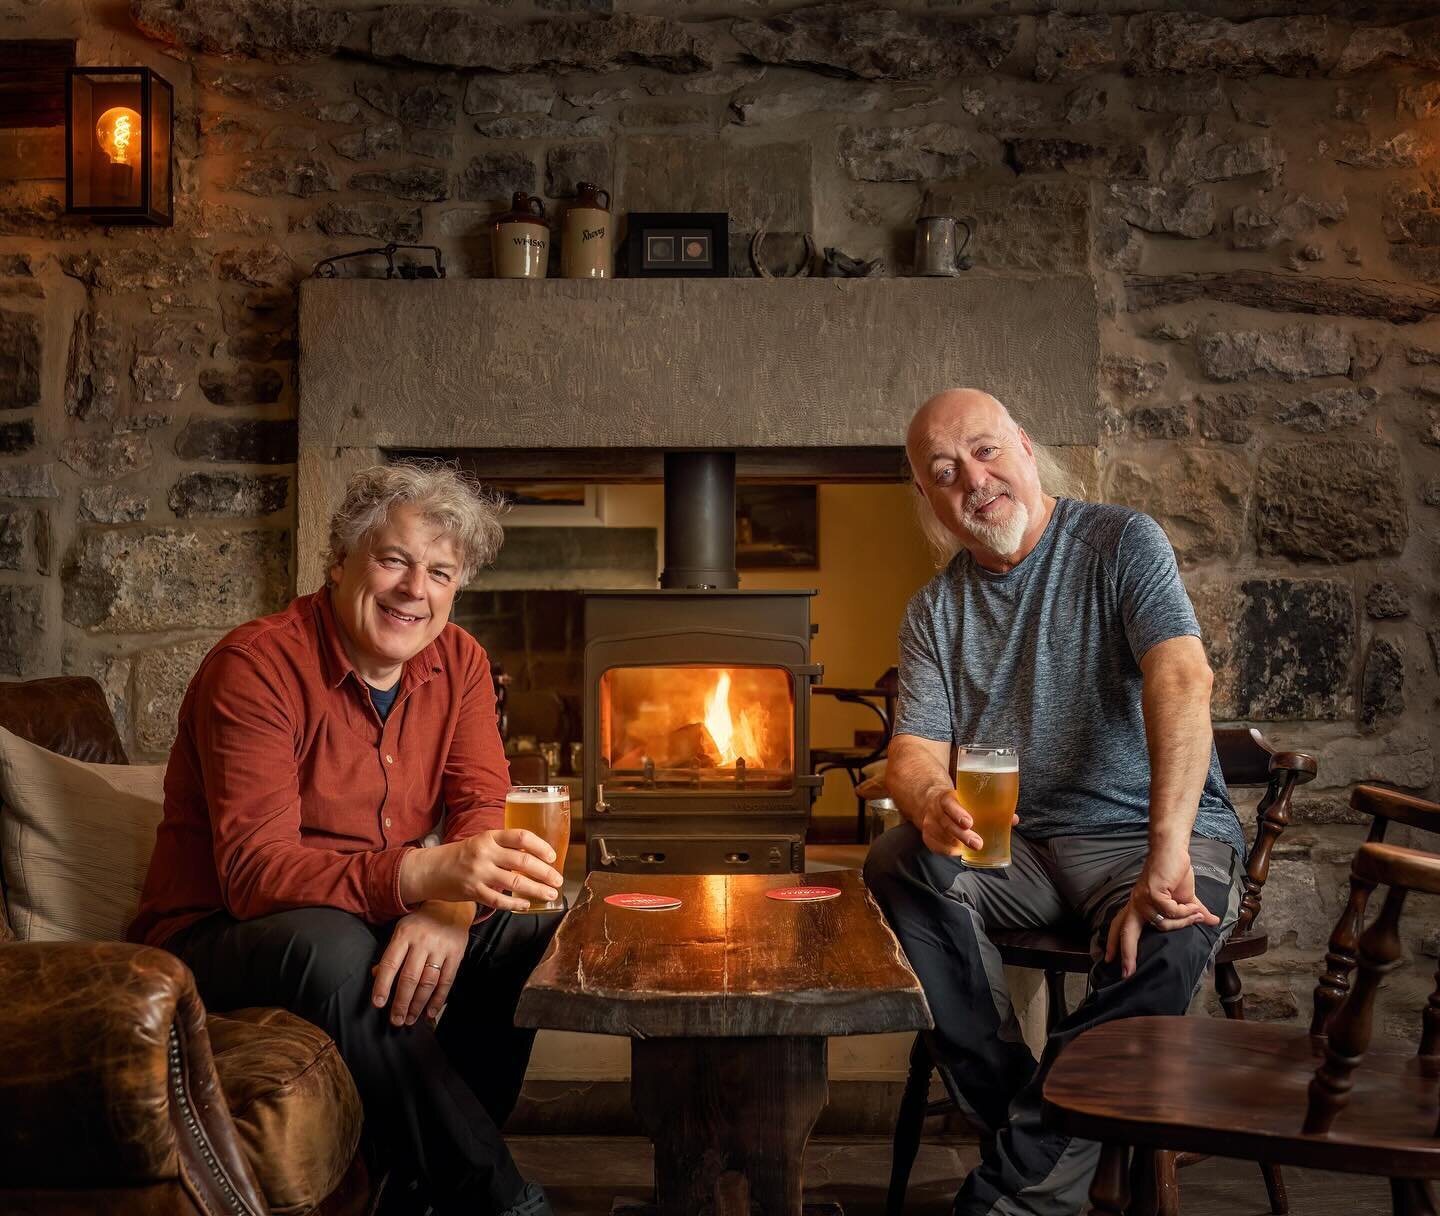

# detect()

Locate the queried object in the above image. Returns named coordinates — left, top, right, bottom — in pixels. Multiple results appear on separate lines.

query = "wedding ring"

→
left=425, top=962, right=442, bottom=971
left=1150, top=912, right=1164, bottom=927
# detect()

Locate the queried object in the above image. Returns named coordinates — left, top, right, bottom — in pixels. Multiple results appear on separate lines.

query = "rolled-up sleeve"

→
left=192, top=646, right=413, bottom=924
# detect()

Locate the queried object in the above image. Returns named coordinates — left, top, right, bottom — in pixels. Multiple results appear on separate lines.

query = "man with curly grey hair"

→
left=130, top=462, right=562, bottom=1216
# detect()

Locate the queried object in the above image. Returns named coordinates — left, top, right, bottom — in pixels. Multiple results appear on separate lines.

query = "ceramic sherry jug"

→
left=561, top=182, right=613, bottom=279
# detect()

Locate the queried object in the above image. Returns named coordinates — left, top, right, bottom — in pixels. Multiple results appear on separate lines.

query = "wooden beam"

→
left=0, top=40, right=75, bottom=130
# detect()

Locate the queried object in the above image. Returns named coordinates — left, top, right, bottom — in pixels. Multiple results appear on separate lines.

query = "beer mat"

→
left=604, top=893, right=682, bottom=911
left=765, top=885, right=842, bottom=903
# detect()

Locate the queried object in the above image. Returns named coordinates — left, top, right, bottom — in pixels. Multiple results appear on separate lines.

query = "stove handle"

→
left=593, top=837, right=666, bottom=867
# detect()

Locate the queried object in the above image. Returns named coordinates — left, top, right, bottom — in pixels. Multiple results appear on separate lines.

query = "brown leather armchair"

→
left=0, top=677, right=370, bottom=1216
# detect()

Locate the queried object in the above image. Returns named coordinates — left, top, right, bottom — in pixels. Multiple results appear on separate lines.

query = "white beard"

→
left=965, top=496, right=1030, bottom=558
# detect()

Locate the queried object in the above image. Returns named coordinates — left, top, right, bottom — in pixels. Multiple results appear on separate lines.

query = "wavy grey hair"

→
left=325, top=462, right=506, bottom=586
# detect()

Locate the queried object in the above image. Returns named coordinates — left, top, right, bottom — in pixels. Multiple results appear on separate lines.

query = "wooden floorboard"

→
left=510, top=1134, right=1394, bottom=1215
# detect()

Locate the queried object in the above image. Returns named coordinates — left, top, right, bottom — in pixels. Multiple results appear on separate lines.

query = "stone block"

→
left=621, top=138, right=812, bottom=232
left=1400, top=82, right=1440, bottom=120
left=79, top=487, right=149, bottom=524
left=1232, top=194, right=1347, bottom=250
left=839, top=124, right=997, bottom=183
left=0, top=420, right=35, bottom=455
left=620, top=102, right=708, bottom=132
left=0, top=464, right=58, bottom=499
left=0, top=506, right=43, bottom=572
left=348, top=166, right=449, bottom=202
left=1256, top=856, right=1329, bottom=950
left=459, top=153, right=537, bottom=204
left=1274, top=386, right=1377, bottom=433
left=0, top=308, right=41, bottom=410
left=730, top=81, right=883, bottom=126
left=474, top=114, right=609, bottom=140
left=175, top=418, right=298, bottom=465
left=1337, top=132, right=1432, bottom=170
left=1314, top=729, right=1434, bottom=791
left=1161, top=120, right=1282, bottom=185
left=0, top=584, right=44, bottom=676
left=1035, top=13, right=1114, bottom=82
left=1110, top=183, right=1214, bottom=237
left=314, top=101, right=363, bottom=125
left=563, top=85, right=633, bottom=109
left=132, top=637, right=224, bottom=756
left=214, top=244, right=294, bottom=288
left=229, top=155, right=338, bottom=198
left=314, top=201, right=422, bottom=242
left=60, top=435, right=153, bottom=480
left=406, top=129, right=453, bottom=160
left=200, top=114, right=261, bottom=154
left=1191, top=578, right=1354, bottom=721
left=132, top=317, right=208, bottom=406
left=133, top=0, right=350, bottom=61
left=63, top=526, right=289, bottom=632
left=546, top=143, right=613, bottom=198
left=1365, top=581, right=1408, bottom=620
left=195, top=65, right=321, bottom=110
left=1255, top=440, right=1406, bottom=562
left=1361, top=639, right=1405, bottom=730
left=1127, top=404, right=1192, bottom=440
left=355, top=77, right=458, bottom=130
left=367, top=10, right=711, bottom=74
left=169, top=472, right=289, bottom=518
left=1007, top=138, right=1147, bottom=179
left=1123, top=13, right=1329, bottom=76
left=198, top=365, right=285, bottom=406
left=1194, top=391, right=1262, bottom=443
left=1101, top=353, right=1166, bottom=398
left=464, top=74, right=556, bottom=117
left=198, top=202, right=273, bottom=238
left=262, top=125, right=318, bottom=152
left=1105, top=449, right=1249, bottom=565
left=1135, top=76, right=1225, bottom=116
left=331, top=121, right=401, bottom=162
left=1197, top=324, right=1351, bottom=382
left=731, top=8, right=1016, bottom=80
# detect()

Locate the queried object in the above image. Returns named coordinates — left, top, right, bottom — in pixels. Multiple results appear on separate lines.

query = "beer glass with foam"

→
left=953, top=746, right=1019, bottom=868
left=503, top=785, right=570, bottom=912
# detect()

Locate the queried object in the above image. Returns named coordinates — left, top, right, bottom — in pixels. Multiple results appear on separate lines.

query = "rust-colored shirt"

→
left=128, top=589, right=510, bottom=948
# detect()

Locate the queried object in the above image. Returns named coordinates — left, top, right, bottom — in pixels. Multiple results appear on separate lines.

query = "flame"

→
left=702, top=670, right=766, bottom=768
left=96, top=106, right=141, bottom=166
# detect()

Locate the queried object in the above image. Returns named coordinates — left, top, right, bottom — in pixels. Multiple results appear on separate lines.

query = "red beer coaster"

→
left=765, top=885, right=842, bottom=903
left=604, top=893, right=682, bottom=911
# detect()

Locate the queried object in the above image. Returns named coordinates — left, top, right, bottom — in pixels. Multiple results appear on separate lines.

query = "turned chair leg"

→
left=1088, top=1142, right=1131, bottom=1216
left=886, top=1035, right=933, bottom=1216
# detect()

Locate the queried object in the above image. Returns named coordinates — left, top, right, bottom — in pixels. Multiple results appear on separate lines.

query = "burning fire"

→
left=603, top=665, right=790, bottom=774
left=702, top=671, right=768, bottom=768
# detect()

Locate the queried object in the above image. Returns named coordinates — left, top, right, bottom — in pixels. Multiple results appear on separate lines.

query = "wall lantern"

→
left=65, top=67, right=173, bottom=226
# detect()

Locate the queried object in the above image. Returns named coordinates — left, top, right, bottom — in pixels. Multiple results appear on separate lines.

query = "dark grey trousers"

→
left=865, top=823, right=1240, bottom=1216
left=168, top=904, right=562, bottom=1216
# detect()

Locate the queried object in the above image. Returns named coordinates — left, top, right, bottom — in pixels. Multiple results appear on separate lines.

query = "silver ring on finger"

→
left=1150, top=912, right=1164, bottom=927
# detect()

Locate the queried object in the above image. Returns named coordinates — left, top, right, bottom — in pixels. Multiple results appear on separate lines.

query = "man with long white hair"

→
left=866, top=389, right=1244, bottom=1215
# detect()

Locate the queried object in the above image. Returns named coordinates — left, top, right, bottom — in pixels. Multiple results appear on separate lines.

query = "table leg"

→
left=630, top=1036, right=828, bottom=1216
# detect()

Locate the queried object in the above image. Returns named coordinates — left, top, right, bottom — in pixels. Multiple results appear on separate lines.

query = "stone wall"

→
left=3, top=0, right=1440, bottom=1035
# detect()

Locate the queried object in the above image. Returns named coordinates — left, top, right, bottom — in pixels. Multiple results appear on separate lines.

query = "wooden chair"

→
left=886, top=726, right=1317, bottom=1216
left=1043, top=824, right=1440, bottom=1216
left=812, top=667, right=899, bottom=842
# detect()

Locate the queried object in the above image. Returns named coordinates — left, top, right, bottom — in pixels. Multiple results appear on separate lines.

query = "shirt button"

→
left=384, top=817, right=392, bottom=828
left=385, top=754, right=395, bottom=765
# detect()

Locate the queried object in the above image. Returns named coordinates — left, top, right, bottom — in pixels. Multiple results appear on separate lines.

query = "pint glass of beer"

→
left=953, top=746, right=1019, bottom=869
left=503, top=785, right=570, bottom=912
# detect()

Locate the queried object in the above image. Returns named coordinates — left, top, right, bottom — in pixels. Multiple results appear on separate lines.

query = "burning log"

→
left=613, top=722, right=722, bottom=771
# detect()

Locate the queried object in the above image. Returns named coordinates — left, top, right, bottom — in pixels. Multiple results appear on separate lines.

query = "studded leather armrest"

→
left=0, top=941, right=269, bottom=1215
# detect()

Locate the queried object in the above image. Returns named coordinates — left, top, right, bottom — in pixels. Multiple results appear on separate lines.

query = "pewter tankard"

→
left=914, top=215, right=972, bottom=276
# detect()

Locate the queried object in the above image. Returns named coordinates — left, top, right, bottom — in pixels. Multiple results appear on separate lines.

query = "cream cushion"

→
left=0, top=726, right=163, bottom=942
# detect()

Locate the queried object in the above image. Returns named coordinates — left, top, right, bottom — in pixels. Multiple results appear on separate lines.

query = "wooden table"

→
left=516, top=870, right=931, bottom=1216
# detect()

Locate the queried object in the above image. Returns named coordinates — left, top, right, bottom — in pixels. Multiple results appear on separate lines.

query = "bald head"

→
left=904, top=387, right=1051, bottom=570
left=905, top=389, right=1019, bottom=474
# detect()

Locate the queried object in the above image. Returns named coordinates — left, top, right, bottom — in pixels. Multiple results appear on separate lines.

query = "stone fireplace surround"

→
left=295, top=274, right=1100, bottom=589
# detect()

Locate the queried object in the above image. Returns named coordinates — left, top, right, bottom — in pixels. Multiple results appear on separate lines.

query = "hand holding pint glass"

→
left=953, top=745, right=1019, bottom=868
left=503, top=785, right=570, bottom=912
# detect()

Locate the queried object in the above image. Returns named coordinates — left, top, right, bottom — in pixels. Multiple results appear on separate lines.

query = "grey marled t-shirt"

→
left=895, top=497, right=1243, bottom=856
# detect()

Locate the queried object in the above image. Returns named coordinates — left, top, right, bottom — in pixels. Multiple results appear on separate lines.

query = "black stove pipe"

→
left=661, top=451, right=738, bottom=589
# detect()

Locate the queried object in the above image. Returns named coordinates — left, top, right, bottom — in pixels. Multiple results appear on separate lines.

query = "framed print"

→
left=736, top=485, right=818, bottom=569
left=499, top=484, right=607, bottom=526
left=623, top=211, right=729, bottom=277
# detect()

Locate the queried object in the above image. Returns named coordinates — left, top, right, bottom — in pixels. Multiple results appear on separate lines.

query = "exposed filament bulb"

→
left=95, top=106, right=142, bottom=166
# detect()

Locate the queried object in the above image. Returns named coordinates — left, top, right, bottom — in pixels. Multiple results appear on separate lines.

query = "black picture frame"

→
left=736, top=485, right=818, bottom=570
left=623, top=211, right=729, bottom=277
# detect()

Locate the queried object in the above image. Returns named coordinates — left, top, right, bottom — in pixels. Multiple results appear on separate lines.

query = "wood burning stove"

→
left=583, top=453, right=823, bottom=874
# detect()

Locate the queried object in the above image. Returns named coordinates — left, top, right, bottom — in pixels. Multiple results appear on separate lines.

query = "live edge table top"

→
left=515, top=871, right=932, bottom=1040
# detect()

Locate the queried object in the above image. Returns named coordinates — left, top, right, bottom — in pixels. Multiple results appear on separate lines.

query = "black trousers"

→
left=168, top=904, right=561, bottom=1216
left=865, top=824, right=1240, bottom=1216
